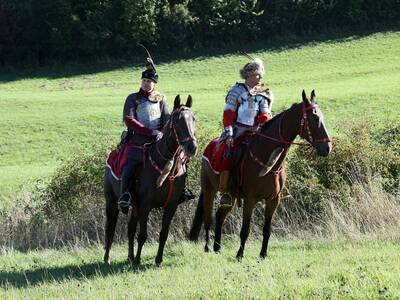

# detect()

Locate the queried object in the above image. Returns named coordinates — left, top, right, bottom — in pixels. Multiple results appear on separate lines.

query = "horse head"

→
left=300, top=90, right=332, bottom=156
left=170, top=94, right=197, bottom=157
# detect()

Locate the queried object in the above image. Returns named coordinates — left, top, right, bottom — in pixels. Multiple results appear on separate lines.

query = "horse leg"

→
left=236, top=198, right=256, bottom=261
left=188, top=192, right=204, bottom=242
left=214, top=197, right=237, bottom=252
left=260, top=196, right=280, bottom=259
left=104, top=190, right=119, bottom=265
left=203, top=188, right=217, bottom=253
left=155, top=203, right=178, bottom=266
left=128, top=208, right=138, bottom=263
left=134, top=206, right=150, bottom=266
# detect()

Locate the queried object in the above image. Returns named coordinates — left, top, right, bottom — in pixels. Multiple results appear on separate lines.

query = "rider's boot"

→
left=219, top=170, right=233, bottom=207
left=118, top=167, right=134, bottom=215
left=178, top=187, right=196, bottom=204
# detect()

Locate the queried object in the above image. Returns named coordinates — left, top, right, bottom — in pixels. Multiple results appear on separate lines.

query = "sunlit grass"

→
left=1, top=31, right=400, bottom=199
left=1, top=239, right=399, bottom=299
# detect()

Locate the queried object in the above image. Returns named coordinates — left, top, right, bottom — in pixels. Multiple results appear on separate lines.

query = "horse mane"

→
left=260, top=103, right=299, bottom=131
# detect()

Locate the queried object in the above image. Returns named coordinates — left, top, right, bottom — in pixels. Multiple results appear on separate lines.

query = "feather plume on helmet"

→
left=139, top=44, right=159, bottom=83
left=239, top=55, right=265, bottom=79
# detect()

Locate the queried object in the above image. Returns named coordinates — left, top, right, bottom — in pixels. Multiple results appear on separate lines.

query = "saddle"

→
left=106, top=141, right=148, bottom=180
left=202, top=134, right=249, bottom=174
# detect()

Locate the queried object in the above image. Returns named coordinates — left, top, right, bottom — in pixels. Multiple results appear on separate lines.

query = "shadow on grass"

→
left=0, top=256, right=175, bottom=288
left=0, top=29, right=397, bottom=83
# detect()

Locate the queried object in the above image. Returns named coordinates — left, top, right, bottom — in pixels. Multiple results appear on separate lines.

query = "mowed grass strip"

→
left=1, top=31, right=400, bottom=200
left=0, top=239, right=399, bottom=299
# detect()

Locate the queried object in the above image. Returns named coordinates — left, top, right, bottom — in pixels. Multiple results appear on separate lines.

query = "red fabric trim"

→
left=223, top=110, right=236, bottom=127
left=139, top=88, right=152, bottom=97
left=203, top=135, right=247, bottom=173
left=124, top=116, right=153, bottom=136
left=256, top=113, right=271, bottom=125
left=106, top=142, right=137, bottom=179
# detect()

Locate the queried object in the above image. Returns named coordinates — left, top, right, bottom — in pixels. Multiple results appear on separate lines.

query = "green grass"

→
left=1, top=31, right=400, bottom=202
left=1, top=239, right=399, bottom=299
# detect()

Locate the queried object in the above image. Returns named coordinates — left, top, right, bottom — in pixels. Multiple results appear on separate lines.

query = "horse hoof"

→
left=104, top=257, right=111, bottom=265
left=259, top=253, right=267, bottom=260
left=155, top=258, right=163, bottom=267
left=133, top=258, right=141, bottom=266
left=213, top=243, right=221, bottom=253
left=204, top=245, right=210, bottom=253
left=236, top=251, right=243, bottom=261
left=128, top=255, right=135, bottom=263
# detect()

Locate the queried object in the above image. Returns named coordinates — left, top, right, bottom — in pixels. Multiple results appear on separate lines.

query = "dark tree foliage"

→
left=0, top=0, right=399, bottom=65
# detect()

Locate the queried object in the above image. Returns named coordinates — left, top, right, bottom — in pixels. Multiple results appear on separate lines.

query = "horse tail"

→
left=188, top=191, right=204, bottom=242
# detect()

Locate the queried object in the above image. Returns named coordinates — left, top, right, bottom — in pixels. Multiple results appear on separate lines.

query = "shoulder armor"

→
left=250, top=86, right=274, bottom=103
left=148, top=91, right=165, bottom=102
left=228, top=82, right=247, bottom=94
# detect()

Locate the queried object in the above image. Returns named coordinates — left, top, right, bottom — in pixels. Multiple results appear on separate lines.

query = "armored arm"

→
left=223, top=84, right=242, bottom=136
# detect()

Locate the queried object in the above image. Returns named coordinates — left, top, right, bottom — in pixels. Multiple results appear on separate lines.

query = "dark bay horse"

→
left=104, top=95, right=197, bottom=266
left=189, top=90, right=332, bottom=260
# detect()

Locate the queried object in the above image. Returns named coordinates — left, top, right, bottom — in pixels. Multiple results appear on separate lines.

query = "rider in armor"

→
left=118, top=57, right=194, bottom=213
left=219, top=57, right=280, bottom=206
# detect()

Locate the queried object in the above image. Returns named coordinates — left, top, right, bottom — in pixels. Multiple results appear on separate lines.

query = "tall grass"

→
left=1, top=122, right=398, bottom=249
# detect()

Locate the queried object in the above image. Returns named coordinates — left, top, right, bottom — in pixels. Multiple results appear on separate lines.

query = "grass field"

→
left=1, top=31, right=400, bottom=205
left=0, top=31, right=399, bottom=299
left=1, top=239, right=399, bottom=299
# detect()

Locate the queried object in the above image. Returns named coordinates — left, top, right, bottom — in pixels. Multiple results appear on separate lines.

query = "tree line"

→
left=1, top=0, right=399, bottom=65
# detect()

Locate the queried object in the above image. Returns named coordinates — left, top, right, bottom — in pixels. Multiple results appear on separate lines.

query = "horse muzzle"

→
left=316, top=142, right=332, bottom=157
left=182, top=140, right=198, bottom=157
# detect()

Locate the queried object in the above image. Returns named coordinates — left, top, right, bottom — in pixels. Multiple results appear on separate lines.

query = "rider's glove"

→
left=151, top=130, right=163, bottom=140
left=224, top=126, right=233, bottom=137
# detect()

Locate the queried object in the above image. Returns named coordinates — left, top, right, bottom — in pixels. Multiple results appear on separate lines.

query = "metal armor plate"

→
left=136, top=98, right=162, bottom=130
left=236, top=93, right=265, bottom=126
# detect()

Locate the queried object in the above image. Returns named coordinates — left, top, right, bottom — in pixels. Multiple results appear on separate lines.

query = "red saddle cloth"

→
left=106, top=142, right=142, bottom=180
left=203, top=136, right=247, bottom=173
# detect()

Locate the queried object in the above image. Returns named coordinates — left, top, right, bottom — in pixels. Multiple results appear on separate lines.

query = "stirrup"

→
left=220, top=192, right=233, bottom=207
left=178, top=188, right=196, bottom=204
left=118, top=192, right=131, bottom=214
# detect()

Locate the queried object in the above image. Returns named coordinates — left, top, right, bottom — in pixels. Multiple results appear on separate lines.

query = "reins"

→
left=245, top=101, right=330, bottom=180
left=148, top=106, right=194, bottom=208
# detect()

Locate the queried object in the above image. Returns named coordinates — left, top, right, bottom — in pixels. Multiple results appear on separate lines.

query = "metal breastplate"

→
left=136, top=98, right=162, bottom=130
left=236, top=92, right=263, bottom=126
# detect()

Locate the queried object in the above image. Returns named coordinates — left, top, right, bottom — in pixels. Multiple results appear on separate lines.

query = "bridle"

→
left=298, top=102, right=331, bottom=145
left=246, top=101, right=331, bottom=172
left=255, top=101, right=331, bottom=147
left=148, top=106, right=196, bottom=208
left=169, top=106, right=197, bottom=146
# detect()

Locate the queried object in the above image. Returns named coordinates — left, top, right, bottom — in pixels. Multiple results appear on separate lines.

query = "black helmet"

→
left=139, top=44, right=158, bottom=83
left=141, top=68, right=158, bottom=83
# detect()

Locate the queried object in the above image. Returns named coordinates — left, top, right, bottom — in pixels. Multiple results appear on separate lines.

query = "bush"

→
left=2, top=0, right=400, bottom=65
left=1, top=121, right=399, bottom=249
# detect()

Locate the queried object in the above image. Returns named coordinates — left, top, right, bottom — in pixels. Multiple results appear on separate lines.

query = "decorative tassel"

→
left=156, top=159, right=174, bottom=188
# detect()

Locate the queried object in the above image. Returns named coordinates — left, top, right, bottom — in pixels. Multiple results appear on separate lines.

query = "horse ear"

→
left=173, top=95, right=181, bottom=110
left=311, top=90, right=316, bottom=103
left=302, top=89, right=310, bottom=105
left=185, top=95, right=193, bottom=108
